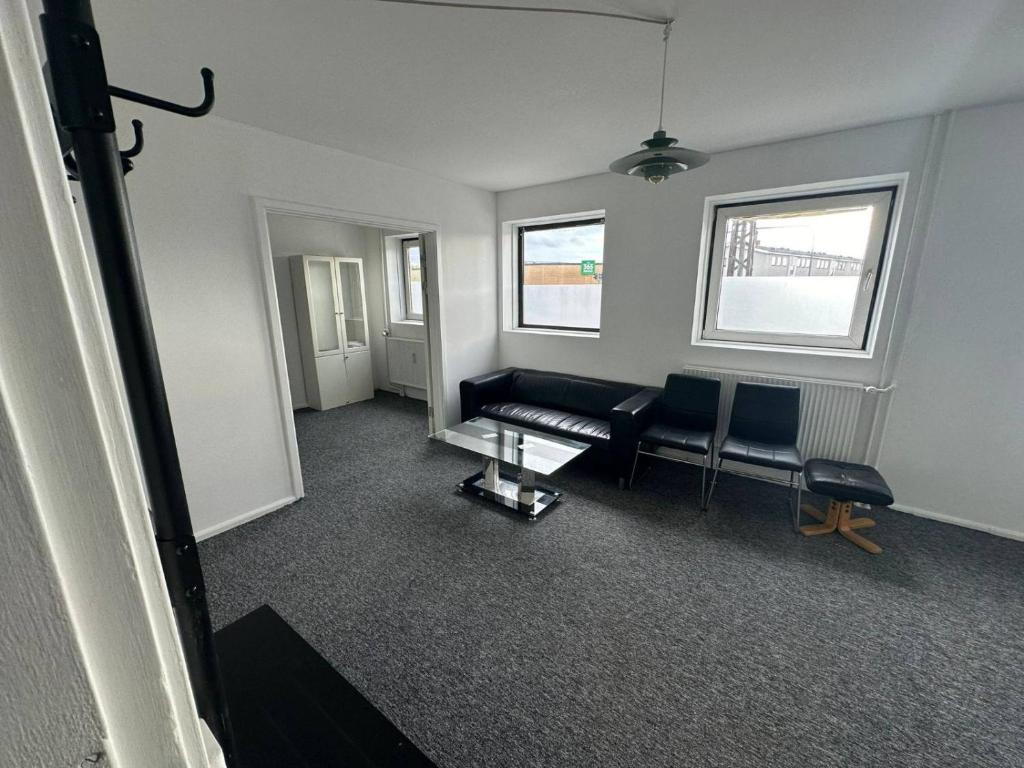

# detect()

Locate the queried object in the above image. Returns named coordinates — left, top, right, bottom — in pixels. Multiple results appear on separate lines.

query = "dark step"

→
left=216, top=605, right=437, bottom=768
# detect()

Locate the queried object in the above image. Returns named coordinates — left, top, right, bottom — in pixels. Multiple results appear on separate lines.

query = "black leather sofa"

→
left=460, top=368, right=660, bottom=485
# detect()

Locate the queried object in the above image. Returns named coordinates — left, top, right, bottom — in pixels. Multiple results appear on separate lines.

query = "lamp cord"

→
left=657, top=20, right=673, bottom=131
left=374, top=0, right=669, bottom=26
left=377, top=0, right=678, bottom=134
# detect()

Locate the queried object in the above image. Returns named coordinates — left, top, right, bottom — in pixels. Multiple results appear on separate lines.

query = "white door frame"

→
left=250, top=196, right=448, bottom=501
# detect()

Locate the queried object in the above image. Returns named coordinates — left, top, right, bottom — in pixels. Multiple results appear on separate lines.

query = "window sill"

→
left=504, top=327, right=600, bottom=340
left=392, top=319, right=424, bottom=327
left=691, top=337, right=873, bottom=358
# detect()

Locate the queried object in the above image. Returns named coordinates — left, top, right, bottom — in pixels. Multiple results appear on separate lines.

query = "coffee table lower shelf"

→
left=457, top=457, right=561, bottom=518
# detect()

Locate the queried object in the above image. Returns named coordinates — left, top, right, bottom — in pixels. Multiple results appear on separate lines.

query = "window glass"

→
left=702, top=186, right=897, bottom=350
left=401, top=238, right=423, bottom=320
left=518, top=218, right=604, bottom=331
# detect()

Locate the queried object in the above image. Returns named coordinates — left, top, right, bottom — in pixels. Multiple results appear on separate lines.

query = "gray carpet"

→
left=201, top=392, right=1024, bottom=768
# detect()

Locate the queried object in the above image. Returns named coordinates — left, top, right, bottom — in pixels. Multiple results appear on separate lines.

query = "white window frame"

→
left=501, top=210, right=606, bottom=338
left=692, top=174, right=907, bottom=357
left=400, top=237, right=423, bottom=322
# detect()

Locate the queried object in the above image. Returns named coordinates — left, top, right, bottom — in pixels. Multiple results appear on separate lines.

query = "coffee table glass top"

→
left=430, top=417, right=590, bottom=476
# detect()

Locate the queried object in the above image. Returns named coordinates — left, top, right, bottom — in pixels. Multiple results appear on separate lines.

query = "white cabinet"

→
left=290, top=254, right=374, bottom=410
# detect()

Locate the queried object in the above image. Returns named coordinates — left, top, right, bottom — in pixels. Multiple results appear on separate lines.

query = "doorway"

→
left=252, top=197, right=445, bottom=502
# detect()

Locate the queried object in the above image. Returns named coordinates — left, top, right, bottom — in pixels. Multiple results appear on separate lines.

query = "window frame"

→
left=693, top=176, right=906, bottom=357
left=516, top=216, right=606, bottom=333
left=400, top=237, right=423, bottom=322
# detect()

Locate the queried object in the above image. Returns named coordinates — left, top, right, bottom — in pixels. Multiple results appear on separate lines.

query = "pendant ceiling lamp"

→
left=609, top=20, right=710, bottom=184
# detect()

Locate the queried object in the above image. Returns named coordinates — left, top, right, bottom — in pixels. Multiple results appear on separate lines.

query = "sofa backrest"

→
left=509, top=369, right=643, bottom=420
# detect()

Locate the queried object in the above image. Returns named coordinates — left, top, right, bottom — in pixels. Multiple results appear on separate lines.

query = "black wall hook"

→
left=118, top=118, right=144, bottom=173
left=109, top=67, right=215, bottom=117
left=120, top=118, right=144, bottom=157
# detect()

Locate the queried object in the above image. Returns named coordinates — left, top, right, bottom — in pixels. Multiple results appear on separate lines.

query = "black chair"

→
left=704, top=382, right=804, bottom=529
left=628, top=374, right=721, bottom=504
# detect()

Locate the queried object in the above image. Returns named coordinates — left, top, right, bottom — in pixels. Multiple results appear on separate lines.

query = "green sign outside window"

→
left=580, top=259, right=597, bottom=276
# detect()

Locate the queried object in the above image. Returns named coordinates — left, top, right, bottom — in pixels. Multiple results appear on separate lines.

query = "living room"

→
left=2, top=1, right=1022, bottom=767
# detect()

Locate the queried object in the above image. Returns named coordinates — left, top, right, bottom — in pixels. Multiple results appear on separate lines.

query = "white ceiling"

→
left=87, top=0, right=1024, bottom=191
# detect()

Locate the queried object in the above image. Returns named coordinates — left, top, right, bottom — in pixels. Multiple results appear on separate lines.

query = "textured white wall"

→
left=878, top=101, right=1024, bottom=538
left=95, top=107, right=496, bottom=537
left=0, top=416, right=105, bottom=768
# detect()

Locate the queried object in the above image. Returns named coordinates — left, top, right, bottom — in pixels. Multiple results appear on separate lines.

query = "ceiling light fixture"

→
left=609, top=20, right=710, bottom=184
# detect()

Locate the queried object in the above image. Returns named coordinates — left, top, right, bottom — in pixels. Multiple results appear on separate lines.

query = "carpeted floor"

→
left=201, top=392, right=1024, bottom=768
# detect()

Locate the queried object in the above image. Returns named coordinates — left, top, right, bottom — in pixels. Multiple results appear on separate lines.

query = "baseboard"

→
left=195, top=495, right=298, bottom=542
left=891, top=502, right=1024, bottom=542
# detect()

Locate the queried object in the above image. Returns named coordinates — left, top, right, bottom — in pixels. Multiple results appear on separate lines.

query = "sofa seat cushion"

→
left=480, top=402, right=610, bottom=445
left=719, top=435, right=803, bottom=472
left=640, top=423, right=714, bottom=456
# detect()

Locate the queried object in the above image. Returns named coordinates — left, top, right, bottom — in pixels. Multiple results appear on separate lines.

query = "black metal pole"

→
left=39, top=1, right=235, bottom=762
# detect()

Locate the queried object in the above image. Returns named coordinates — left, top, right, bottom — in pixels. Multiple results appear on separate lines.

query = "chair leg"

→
left=627, top=445, right=641, bottom=490
left=703, top=458, right=723, bottom=510
left=790, top=473, right=803, bottom=532
left=838, top=503, right=882, bottom=554
left=800, top=499, right=841, bottom=536
left=700, top=452, right=708, bottom=508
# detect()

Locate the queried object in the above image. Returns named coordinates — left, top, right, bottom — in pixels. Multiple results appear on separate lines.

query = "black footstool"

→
left=800, top=459, right=894, bottom=554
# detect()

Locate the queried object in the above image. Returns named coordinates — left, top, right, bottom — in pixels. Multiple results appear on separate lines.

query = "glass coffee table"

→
left=430, top=417, right=590, bottom=518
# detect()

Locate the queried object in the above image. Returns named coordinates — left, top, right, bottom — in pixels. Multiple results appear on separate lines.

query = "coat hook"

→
left=119, top=119, right=144, bottom=174
left=120, top=119, right=144, bottom=158
left=109, top=67, right=215, bottom=117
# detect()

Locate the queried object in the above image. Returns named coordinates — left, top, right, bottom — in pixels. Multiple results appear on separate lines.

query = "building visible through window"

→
left=699, top=183, right=899, bottom=351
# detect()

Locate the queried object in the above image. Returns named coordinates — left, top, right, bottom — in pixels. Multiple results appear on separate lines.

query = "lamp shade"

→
left=609, top=130, right=710, bottom=184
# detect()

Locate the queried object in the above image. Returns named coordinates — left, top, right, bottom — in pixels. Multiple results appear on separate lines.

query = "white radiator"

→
left=681, top=366, right=865, bottom=462
left=386, top=337, right=427, bottom=389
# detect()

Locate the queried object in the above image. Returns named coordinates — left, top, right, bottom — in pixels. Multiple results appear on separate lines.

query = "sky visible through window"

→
left=523, top=223, right=604, bottom=264
left=752, top=207, right=873, bottom=259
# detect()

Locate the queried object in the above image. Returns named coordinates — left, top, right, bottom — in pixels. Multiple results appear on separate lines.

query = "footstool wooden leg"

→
left=799, top=500, right=840, bottom=536
left=837, top=502, right=882, bottom=554
left=801, top=503, right=827, bottom=522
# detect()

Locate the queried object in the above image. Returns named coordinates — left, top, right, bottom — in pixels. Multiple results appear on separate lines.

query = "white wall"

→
left=497, top=117, right=934, bottom=386
left=267, top=215, right=386, bottom=408
left=496, top=107, right=1024, bottom=538
left=878, top=101, right=1024, bottom=538
left=96, top=108, right=495, bottom=537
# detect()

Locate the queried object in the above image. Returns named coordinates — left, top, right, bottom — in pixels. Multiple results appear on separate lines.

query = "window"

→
left=697, top=182, right=899, bottom=351
left=400, top=237, right=423, bottom=321
left=516, top=217, right=605, bottom=332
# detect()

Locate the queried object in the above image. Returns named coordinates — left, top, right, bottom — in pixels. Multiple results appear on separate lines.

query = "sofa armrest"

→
left=460, top=368, right=516, bottom=422
left=609, top=388, right=661, bottom=484
left=611, top=387, right=661, bottom=432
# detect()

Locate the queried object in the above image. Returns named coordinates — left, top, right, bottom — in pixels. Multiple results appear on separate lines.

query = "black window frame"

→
left=516, top=216, right=606, bottom=333
left=700, top=185, right=899, bottom=351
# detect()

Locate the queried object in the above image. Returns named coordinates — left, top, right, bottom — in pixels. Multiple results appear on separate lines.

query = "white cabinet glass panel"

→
left=337, top=259, right=368, bottom=350
left=291, top=253, right=374, bottom=410
left=307, top=259, right=341, bottom=354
